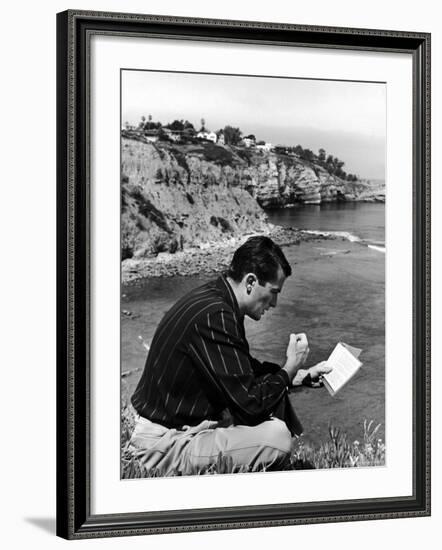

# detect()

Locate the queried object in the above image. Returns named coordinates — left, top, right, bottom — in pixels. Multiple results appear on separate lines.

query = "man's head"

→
left=226, top=236, right=292, bottom=320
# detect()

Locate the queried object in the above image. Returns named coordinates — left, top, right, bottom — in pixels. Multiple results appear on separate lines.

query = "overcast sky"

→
left=122, top=70, right=386, bottom=179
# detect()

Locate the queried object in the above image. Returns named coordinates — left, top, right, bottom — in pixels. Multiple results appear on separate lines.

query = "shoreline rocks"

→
left=122, top=226, right=337, bottom=284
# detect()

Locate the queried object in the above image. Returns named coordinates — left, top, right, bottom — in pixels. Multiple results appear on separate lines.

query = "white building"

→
left=144, top=130, right=160, bottom=143
left=197, top=129, right=217, bottom=143
left=243, top=135, right=256, bottom=148
left=256, top=142, right=273, bottom=152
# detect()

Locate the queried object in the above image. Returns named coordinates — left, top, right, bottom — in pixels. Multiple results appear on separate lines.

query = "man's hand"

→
left=308, top=360, right=332, bottom=379
left=291, top=360, right=333, bottom=387
left=283, top=333, right=310, bottom=381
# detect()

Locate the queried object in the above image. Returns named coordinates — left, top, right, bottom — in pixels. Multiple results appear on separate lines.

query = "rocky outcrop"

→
left=242, top=153, right=384, bottom=208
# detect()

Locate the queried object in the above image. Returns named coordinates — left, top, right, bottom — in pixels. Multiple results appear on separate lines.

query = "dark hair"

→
left=227, top=236, right=292, bottom=284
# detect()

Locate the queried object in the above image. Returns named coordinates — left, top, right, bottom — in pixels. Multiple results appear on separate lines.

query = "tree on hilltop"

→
left=144, top=114, right=161, bottom=130
left=335, top=158, right=345, bottom=170
left=183, top=120, right=196, bottom=138
left=223, top=125, right=242, bottom=145
left=300, top=148, right=315, bottom=162
left=165, top=119, right=196, bottom=137
left=168, top=119, right=185, bottom=131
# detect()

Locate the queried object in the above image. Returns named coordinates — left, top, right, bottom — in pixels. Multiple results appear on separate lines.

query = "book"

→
left=322, top=342, right=363, bottom=396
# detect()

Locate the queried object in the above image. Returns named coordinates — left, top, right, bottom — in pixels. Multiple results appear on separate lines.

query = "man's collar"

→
left=216, top=274, right=242, bottom=319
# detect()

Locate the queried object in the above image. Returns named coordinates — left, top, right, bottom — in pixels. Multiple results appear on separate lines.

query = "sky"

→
left=122, top=70, right=386, bottom=180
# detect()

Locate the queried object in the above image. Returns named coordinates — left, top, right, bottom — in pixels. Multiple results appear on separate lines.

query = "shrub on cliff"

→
left=200, top=142, right=236, bottom=165
left=210, top=216, right=233, bottom=233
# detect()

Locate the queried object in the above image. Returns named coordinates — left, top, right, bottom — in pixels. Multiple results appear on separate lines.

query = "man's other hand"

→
left=287, top=333, right=309, bottom=366
left=283, top=333, right=309, bottom=380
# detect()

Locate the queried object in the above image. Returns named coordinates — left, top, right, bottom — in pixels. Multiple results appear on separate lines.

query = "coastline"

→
left=122, top=225, right=339, bottom=284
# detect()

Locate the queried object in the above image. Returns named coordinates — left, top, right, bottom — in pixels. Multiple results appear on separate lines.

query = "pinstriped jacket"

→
left=131, top=275, right=302, bottom=435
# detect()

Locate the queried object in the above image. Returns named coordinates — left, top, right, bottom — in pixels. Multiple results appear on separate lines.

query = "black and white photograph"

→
left=1, top=0, right=438, bottom=545
left=120, top=69, right=386, bottom=478
left=51, top=5, right=431, bottom=542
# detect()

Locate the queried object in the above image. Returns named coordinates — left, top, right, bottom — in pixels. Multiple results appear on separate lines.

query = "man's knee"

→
left=260, top=418, right=292, bottom=455
left=184, top=418, right=292, bottom=472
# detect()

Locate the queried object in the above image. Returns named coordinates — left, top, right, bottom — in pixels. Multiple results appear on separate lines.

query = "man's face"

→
left=244, top=267, right=286, bottom=321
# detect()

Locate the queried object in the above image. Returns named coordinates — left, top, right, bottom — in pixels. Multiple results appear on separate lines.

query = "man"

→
left=130, top=236, right=330, bottom=475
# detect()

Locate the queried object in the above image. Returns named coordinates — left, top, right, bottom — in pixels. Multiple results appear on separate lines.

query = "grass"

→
left=290, top=421, right=385, bottom=469
left=121, top=396, right=385, bottom=478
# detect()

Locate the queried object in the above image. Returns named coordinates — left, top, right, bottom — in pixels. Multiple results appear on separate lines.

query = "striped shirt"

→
left=131, top=275, right=299, bottom=432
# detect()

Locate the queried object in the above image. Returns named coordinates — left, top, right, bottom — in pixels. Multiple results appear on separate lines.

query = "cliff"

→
left=240, top=151, right=385, bottom=208
left=121, top=138, right=268, bottom=259
left=121, top=137, right=384, bottom=260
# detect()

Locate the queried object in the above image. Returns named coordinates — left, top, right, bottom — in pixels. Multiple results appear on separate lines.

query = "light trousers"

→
left=128, top=415, right=292, bottom=476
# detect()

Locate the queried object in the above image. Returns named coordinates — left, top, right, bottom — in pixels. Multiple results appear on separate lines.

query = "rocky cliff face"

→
left=121, top=137, right=384, bottom=259
left=240, top=152, right=384, bottom=208
left=121, top=138, right=268, bottom=259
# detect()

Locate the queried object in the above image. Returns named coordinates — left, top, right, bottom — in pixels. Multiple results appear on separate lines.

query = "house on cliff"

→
left=197, top=126, right=217, bottom=143
left=256, top=141, right=273, bottom=152
left=243, top=135, right=256, bottom=148
left=144, top=129, right=160, bottom=143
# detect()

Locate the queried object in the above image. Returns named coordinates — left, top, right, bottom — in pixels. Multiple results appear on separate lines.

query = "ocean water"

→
left=267, top=202, right=385, bottom=248
left=122, top=203, right=385, bottom=449
left=243, top=239, right=385, bottom=447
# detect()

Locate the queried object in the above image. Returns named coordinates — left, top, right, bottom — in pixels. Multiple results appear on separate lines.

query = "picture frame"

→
left=56, top=9, right=431, bottom=540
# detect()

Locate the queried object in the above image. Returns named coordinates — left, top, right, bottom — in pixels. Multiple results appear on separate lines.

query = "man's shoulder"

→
left=167, top=278, right=230, bottom=317
left=185, top=281, right=233, bottom=317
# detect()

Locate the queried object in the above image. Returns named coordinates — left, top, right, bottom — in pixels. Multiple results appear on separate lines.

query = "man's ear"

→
left=244, top=273, right=257, bottom=295
left=245, top=273, right=257, bottom=286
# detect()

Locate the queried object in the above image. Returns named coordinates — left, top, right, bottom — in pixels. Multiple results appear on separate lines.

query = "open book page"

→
left=340, top=342, right=362, bottom=360
left=322, top=342, right=362, bottom=396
